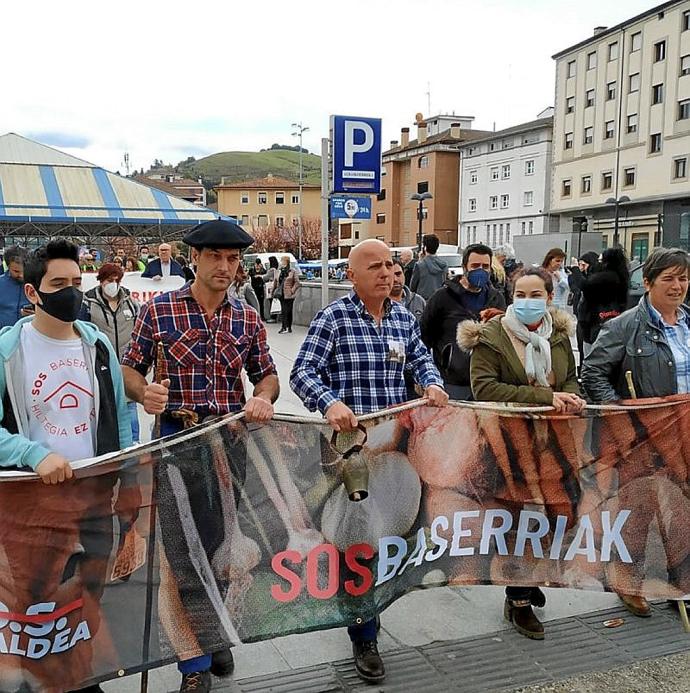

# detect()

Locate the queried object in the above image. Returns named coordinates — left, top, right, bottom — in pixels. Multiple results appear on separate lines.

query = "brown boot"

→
left=619, top=593, right=652, bottom=617
left=504, top=598, right=544, bottom=640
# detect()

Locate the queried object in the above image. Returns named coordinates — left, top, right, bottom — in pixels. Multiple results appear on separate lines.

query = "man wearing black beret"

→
left=122, top=219, right=279, bottom=692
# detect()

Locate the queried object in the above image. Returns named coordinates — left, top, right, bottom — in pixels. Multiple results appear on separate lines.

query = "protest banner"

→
left=1, top=397, right=690, bottom=690
left=80, top=272, right=185, bottom=304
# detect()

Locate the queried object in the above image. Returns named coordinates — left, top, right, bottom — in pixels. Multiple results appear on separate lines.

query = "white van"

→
left=243, top=252, right=301, bottom=274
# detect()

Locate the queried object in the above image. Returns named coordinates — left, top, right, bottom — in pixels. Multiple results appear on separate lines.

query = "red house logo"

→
left=43, top=381, right=93, bottom=410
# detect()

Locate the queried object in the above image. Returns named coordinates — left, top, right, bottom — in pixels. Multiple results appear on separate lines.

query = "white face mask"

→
left=103, top=282, right=119, bottom=298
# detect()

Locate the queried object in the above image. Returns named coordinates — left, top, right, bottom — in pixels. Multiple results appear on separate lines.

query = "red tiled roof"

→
left=216, top=175, right=319, bottom=190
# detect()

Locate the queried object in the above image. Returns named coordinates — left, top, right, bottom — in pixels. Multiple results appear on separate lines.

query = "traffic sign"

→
left=330, top=195, right=372, bottom=220
left=330, top=115, right=382, bottom=194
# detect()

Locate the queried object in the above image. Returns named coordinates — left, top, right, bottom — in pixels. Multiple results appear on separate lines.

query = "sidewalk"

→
left=106, top=324, right=641, bottom=693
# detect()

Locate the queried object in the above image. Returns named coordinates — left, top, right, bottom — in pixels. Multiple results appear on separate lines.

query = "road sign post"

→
left=321, top=137, right=330, bottom=308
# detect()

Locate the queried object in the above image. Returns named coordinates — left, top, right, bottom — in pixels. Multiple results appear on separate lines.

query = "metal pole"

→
left=613, top=199, right=620, bottom=247
left=298, top=133, right=303, bottom=261
left=417, top=201, right=423, bottom=252
left=321, top=137, right=330, bottom=308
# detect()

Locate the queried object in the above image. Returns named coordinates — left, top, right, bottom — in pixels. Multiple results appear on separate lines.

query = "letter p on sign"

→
left=331, top=115, right=382, bottom=194
left=344, top=121, right=374, bottom=167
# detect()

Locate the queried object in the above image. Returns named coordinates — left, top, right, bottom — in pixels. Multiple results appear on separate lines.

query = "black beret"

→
left=183, top=219, right=254, bottom=249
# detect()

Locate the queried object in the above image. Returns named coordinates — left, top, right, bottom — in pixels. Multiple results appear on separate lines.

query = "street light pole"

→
left=411, top=192, right=433, bottom=252
left=606, top=195, right=630, bottom=248
left=292, top=122, right=309, bottom=260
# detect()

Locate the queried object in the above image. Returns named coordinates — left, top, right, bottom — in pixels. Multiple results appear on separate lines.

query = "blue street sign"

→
left=330, top=195, right=372, bottom=220
left=330, top=115, right=382, bottom=194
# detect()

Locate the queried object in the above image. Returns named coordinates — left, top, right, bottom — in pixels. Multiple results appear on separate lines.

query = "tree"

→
left=248, top=217, right=336, bottom=259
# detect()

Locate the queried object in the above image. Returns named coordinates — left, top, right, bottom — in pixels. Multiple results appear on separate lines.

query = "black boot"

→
left=352, top=639, right=385, bottom=683
left=67, top=687, right=104, bottom=693
left=180, top=670, right=211, bottom=692
left=210, top=647, right=235, bottom=677
left=530, top=587, right=546, bottom=608
left=504, top=598, right=544, bottom=640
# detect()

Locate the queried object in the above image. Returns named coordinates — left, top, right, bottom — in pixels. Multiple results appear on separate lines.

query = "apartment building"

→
left=215, top=174, right=320, bottom=228
left=371, top=115, right=490, bottom=248
left=551, top=0, right=690, bottom=262
left=459, top=113, right=555, bottom=249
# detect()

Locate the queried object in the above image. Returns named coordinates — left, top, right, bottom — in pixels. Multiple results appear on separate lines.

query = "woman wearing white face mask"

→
left=82, top=263, right=142, bottom=442
left=458, top=267, right=585, bottom=641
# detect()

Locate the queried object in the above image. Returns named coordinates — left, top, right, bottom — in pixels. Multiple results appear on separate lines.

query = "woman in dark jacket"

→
left=568, top=252, right=600, bottom=371
left=578, top=248, right=629, bottom=356
left=458, top=267, right=585, bottom=641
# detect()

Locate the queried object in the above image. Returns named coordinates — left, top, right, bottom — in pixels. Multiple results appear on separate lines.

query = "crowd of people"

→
left=0, top=224, right=689, bottom=692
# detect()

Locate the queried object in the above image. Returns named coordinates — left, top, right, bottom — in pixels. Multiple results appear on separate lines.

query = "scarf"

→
left=501, top=306, right=553, bottom=387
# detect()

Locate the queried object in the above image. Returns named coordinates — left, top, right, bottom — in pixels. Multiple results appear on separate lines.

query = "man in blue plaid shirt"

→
left=290, top=239, right=448, bottom=683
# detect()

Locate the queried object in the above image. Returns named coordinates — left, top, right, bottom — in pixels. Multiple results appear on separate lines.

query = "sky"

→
left=2, top=0, right=658, bottom=173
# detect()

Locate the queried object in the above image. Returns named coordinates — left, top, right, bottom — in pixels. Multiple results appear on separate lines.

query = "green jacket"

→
left=457, top=308, right=580, bottom=404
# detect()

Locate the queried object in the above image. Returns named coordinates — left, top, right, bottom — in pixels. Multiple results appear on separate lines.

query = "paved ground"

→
left=104, top=323, right=685, bottom=693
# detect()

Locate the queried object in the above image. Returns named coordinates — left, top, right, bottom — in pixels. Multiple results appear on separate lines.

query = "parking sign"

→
left=330, top=115, right=382, bottom=194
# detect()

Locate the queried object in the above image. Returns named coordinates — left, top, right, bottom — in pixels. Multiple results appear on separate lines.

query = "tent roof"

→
left=0, top=133, right=223, bottom=228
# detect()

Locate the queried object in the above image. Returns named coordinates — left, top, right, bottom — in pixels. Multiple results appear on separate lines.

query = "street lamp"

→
left=411, top=192, right=433, bottom=252
left=291, top=122, right=309, bottom=260
left=605, top=195, right=631, bottom=247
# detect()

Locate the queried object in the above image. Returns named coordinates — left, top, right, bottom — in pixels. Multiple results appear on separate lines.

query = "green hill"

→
left=178, top=149, right=321, bottom=188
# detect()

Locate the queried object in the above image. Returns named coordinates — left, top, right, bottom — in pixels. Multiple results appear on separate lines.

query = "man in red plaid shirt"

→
left=122, top=219, right=279, bottom=693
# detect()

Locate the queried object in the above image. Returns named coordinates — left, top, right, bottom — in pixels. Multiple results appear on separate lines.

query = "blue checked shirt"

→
left=290, top=291, right=443, bottom=415
left=648, top=303, right=690, bottom=394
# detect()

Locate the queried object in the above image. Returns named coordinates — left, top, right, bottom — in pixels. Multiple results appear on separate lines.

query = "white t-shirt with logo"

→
left=21, top=323, right=96, bottom=462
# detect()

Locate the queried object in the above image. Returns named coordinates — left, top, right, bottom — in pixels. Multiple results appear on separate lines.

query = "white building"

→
left=551, top=0, right=690, bottom=261
left=459, top=112, right=555, bottom=249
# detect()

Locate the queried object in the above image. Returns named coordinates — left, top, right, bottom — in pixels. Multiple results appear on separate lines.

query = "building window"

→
left=682, top=55, right=690, bottom=76
left=240, top=192, right=250, bottom=204
left=499, top=224, right=504, bottom=244
left=257, top=214, right=269, bottom=227
left=525, top=160, right=535, bottom=175
left=501, top=164, right=511, bottom=179
left=631, top=32, right=642, bottom=52
left=521, top=221, right=526, bottom=235
left=469, top=198, right=477, bottom=212
left=587, top=51, right=597, bottom=70
left=470, top=170, right=478, bottom=184
left=652, top=83, right=664, bottom=104
left=602, top=171, right=613, bottom=191
left=583, top=126, right=593, bottom=144
left=528, top=221, right=534, bottom=235
left=501, top=194, right=510, bottom=208
left=567, top=60, right=576, bottom=78
left=419, top=155, right=429, bottom=168
left=506, top=223, right=511, bottom=241
left=654, top=40, right=666, bottom=62
left=627, top=113, right=638, bottom=133
left=607, top=82, right=617, bottom=100
left=650, top=133, right=662, bottom=153
left=240, top=214, right=250, bottom=225
left=629, top=73, right=640, bottom=93
left=291, top=193, right=300, bottom=204
left=376, top=213, right=386, bottom=224
left=623, top=167, right=636, bottom=187
left=377, top=189, right=386, bottom=201
left=674, top=158, right=688, bottom=179
left=258, top=191, right=267, bottom=204
left=608, top=42, right=618, bottom=61
left=523, top=191, right=534, bottom=206
left=684, top=10, right=690, bottom=31
left=605, top=120, right=615, bottom=139
left=417, top=181, right=429, bottom=194
left=275, top=216, right=285, bottom=227
left=275, top=191, right=285, bottom=204
left=491, top=167, right=499, bottom=181
left=566, top=96, right=575, bottom=113
left=581, top=175, right=592, bottom=193
left=562, top=179, right=572, bottom=197
left=489, top=143, right=497, bottom=151
left=679, top=99, right=690, bottom=120
left=586, top=89, right=595, bottom=107
left=565, top=132, right=574, bottom=149
left=502, top=138, right=514, bottom=149
left=489, top=196, right=498, bottom=210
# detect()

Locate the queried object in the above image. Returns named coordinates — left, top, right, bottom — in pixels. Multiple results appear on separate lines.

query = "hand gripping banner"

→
left=2, top=396, right=690, bottom=691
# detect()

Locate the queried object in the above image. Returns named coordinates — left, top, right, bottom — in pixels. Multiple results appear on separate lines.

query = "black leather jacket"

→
left=581, top=295, right=690, bottom=401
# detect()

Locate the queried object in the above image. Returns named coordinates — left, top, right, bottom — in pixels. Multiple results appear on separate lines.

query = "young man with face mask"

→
left=0, top=240, right=132, bottom=693
left=82, top=263, right=142, bottom=442
left=420, top=243, right=506, bottom=400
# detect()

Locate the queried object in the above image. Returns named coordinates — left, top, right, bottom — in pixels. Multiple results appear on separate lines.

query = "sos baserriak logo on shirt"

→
left=0, top=599, right=91, bottom=659
left=30, top=374, right=95, bottom=437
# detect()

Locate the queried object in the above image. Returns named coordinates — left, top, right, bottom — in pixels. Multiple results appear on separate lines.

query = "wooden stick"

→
left=625, top=370, right=637, bottom=399
left=153, top=341, right=166, bottom=440
left=678, top=601, right=690, bottom=633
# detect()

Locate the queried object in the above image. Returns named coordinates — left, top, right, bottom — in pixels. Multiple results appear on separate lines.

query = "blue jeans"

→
left=347, top=618, right=377, bottom=642
left=178, top=654, right=212, bottom=674
left=127, top=401, right=140, bottom=443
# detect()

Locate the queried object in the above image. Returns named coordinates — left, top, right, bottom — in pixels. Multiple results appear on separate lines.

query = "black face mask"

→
left=36, top=286, right=84, bottom=323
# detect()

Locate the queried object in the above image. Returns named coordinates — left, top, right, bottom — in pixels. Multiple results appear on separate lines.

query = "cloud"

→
left=25, top=131, right=91, bottom=149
